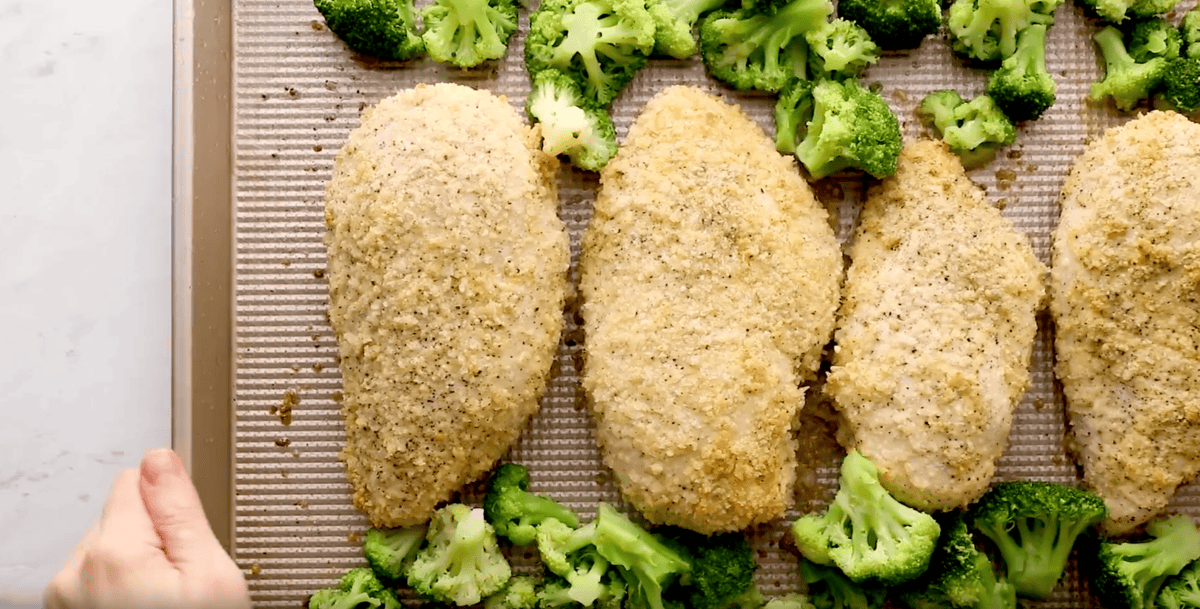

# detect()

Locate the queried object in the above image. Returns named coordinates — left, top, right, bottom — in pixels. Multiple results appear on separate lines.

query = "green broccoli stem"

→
left=839, top=460, right=908, bottom=558
left=975, top=554, right=1017, bottom=609
left=774, top=79, right=815, bottom=154
left=837, top=451, right=927, bottom=560
left=1089, top=24, right=1169, bottom=110
left=1144, top=30, right=1169, bottom=55
left=593, top=504, right=685, bottom=583
left=522, top=494, right=582, bottom=529
left=567, top=550, right=612, bottom=605
left=571, top=521, right=600, bottom=550
left=1015, top=23, right=1048, bottom=76
left=976, top=515, right=1090, bottom=599
left=729, top=0, right=830, bottom=74
left=948, top=120, right=991, bottom=150
left=450, top=509, right=489, bottom=565
left=553, top=4, right=642, bottom=87
left=1112, top=537, right=1190, bottom=594
left=795, top=88, right=841, bottom=176
left=659, top=0, right=727, bottom=27
left=592, top=503, right=689, bottom=609
left=1095, top=26, right=1137, bottom=82
left=774, top=105, right=802, bottom=154
left=958, top=0, right=1050, bottom=59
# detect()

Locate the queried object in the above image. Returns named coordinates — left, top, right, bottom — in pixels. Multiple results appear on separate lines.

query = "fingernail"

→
left=141, top=448, right=184, bottom=485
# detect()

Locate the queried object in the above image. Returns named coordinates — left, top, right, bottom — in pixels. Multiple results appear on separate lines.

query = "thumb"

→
left=139, top=448, right=226, bottom=568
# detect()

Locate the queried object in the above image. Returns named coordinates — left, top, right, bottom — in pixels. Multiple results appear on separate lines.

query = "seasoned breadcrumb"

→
left=1053, top=110, right=1200, bottom=536
left=580, top=85, right=843, bottom=534
left=324, top=83, right=569, bottom=527
left=826, top=140, right=1046, bottom=512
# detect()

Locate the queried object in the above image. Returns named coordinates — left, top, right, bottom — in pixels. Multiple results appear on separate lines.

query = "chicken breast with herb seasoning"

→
left=826, top=140, right=1046, bottom=512
left=323, top=83, right=569, bottom=527
left=1053, top=110, right=1200, bottom=535
left=580, top=86, right=843, bottom=534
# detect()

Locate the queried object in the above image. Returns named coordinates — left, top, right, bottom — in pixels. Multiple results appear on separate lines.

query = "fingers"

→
left=139, top=448, right=226, bottom=568
left=43, top=577, right=75, bottom=609
left=99, top=469, right=161, bottom=550
left=44, top=523, right=94, bottom=609
left=48, top=518, right=100, bottom=597
left=53, top=470, right=169, bottom=609
left=45, top=455, right=252, bottom=609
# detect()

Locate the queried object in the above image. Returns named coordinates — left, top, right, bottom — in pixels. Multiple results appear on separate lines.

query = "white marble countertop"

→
left=0, top=0, right=172, bottom=604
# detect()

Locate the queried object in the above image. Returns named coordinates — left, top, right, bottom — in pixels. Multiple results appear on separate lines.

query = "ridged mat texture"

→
left=231, top=0, right=1200, bottom=606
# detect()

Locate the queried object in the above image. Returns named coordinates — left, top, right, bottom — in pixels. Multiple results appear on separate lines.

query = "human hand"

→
left=44, top=449, right=252, bottom=609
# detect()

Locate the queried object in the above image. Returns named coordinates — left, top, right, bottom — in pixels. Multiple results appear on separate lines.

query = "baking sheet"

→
left=226, top=0, right=1200, bottom=606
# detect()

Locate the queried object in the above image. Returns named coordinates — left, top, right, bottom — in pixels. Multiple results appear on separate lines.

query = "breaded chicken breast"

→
left=1052, top=111, right=1200, bottom=536
left=324, top=83, right=569, bottom=527
left=826, top=140, right=1046, bottom=512
left=580, top=86, right=843, bottom=534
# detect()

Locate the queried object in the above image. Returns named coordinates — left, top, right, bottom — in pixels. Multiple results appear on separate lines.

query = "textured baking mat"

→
left=231, top=0, right=1199, bottom=606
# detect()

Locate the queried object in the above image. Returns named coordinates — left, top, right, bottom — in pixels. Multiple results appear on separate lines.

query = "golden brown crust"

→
left=580, top=86, right=843, bottom=533
left=826, top=139, right=1046, bottom=511
left=324, top=83, right=569, bottom=527
left=1052, top=110, right=1200, bottom=535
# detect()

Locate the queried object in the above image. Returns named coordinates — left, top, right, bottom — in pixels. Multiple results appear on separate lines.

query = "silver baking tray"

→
left=173, top=0, right=1200, bottom=605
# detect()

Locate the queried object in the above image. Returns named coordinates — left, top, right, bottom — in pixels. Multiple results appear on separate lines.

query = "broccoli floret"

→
left=974, top=553, right=1019, bottom=609
left=800, top=558, right=888, bottom=609
left=524, top=69, right=621, bottom=172
left=765, top=594, right=819, bottom=609
left=592, top=503, right=691, bottom=609
left=968, top=481, right=1108, bottom=600
left=1157, top=559, right=1200, bottom=609
left=420, top=0, right=517, bottom=67
left=1158, top=57, right=1200, bottom=112
left=536, top=577, right=580, bottom=608
left=542, top=578, right=629, bottom=609
left=484, top=463, right=581, bottom=546
left=1089, top=25, right=1168, bottom=111
left=407, top=504, right=513, bottom=605
left=774, top=77, right=817, bottom=154
left=313, top=0, right=425, bottom=61
left=538, top=574, right=630, bottom=609
left=1128, top=18, right=1183, bottom=62
left=648, top=0, right=730, bottom=58
left=790, top=450, right=940, bottom=585
left=893, top=513, right=987, bottom=609
left=920, top=89, right=967, bottom=132
left=536, top=518, right=615, bottom=606
left=1086, top=515, right=1200, bottom=609
left=919, top=90, right=1016, bottom=168
left=791, top=78, right=901, bottom=179
left=308, top=567, right=402, bottom=609
left=804, top=18, right=881, bottom=79
left=598, top=577, right=630, bottom=609
left=1076, top=0, right=1178, bottom=24
left=1183, top=8, right=1200, bottom=59
left=362, top=525, right=428, bottom=582
left=945, top=0, right=1061, bottom=63
left=985, top=23, right=1056, bottom=121
left=526, top=0, right=657, bottom=106
left=484, top=575, right=541, bottom=609
left=697, top=0, right=834, bottom=92
left=835, top=0, right=939, bottom=49
left=658, top=528, right=762, bottom=609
